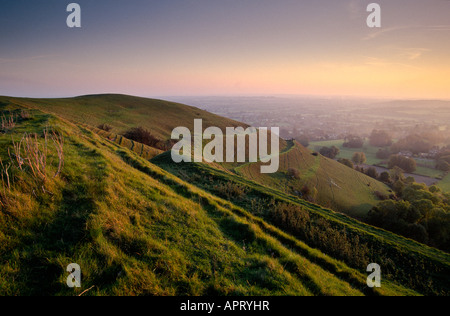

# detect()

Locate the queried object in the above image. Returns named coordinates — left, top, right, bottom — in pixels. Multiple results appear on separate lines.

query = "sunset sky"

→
left=1, top=0, right=450, bottom=99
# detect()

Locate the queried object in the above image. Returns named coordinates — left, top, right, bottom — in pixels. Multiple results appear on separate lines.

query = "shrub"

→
left=213, top=182, right=248, bottom=200
left=366, top=167, right=379, bottom=179
left=338, top=158, right=354, bottom=169
left=378, top=171, right=391, bottom=183
left=369, top=130, right=393, bottom=147
left=319, top=146, right=340, bottom=159
left=388, top=154, right=417, bottom=173
left=98, top=123, right=113, bottom=132
left=436, top=159, right=450, bottom=172
left=376, top=148, right=391, bottom=159
left=343, top=135, right=364, bottom=148
left=287, top=168, right=300, bottom=179
left=123, top=127, right=161, bottom=148
left=352, top=152, right=366, bottom=165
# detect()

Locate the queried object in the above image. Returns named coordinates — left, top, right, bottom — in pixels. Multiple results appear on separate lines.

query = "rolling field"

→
left=309, top=139, right=383, bottom=165
left=310, top=139, right=447, bottom=185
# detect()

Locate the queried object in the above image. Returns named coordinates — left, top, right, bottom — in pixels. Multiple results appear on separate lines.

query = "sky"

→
left=1, top=0, right=450, bottom=99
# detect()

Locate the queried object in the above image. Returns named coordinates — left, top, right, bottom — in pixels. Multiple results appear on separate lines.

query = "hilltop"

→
left=0, top=94, right=246, bottom=140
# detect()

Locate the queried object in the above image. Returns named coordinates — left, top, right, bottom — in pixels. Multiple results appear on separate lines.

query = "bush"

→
left=287, top=168, right=300, bottom=179
left=352, top=152, right=366, bottom=165
left=379, top=171, right=391, bottom=183
left=366, top=167, right=379, bottom=179
left=123, top=127, right=161, bottom=148
left=343, top=136, right=364, bottom=148
left=369, top=130, right=393, bottom=147
left=376, top=148, right=391, bottom=159
left=388, top=155, right=417, bottom=173
left=319, top=146, right=340, bottom=159
left=436, top=159, right=450, bottom=172
left=98, top=123, right=113, bottom=132
left=368, top=182, right=450, bottom=251
left=338, top=158, right=354, bottom=169
left=213, top=182, right=248, bottom=200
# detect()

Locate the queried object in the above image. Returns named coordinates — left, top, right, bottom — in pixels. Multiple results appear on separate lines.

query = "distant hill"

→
left=0, top=94, right=247, bottom=140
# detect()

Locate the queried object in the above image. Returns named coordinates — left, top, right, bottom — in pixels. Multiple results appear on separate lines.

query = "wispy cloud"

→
left=363, top=56, right=421, bottom=70
left=363, top=25, right=450, bottom=41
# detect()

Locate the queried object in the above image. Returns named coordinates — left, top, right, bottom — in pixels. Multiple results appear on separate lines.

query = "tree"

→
left=369, top=130, right=393, bottom=147
left=320, top=146, right=340, bottom=159
left=338, top=158, right=354, bottom=169
left=366, top=167, right=379, bottom=179
left=343, top=135, right=364, bottom=148
left=388, top=154, right=417, bottom=173
left=352, top=152, right=367, bottom=165
left=436, top=159, right=450, bottom=172
left=379, top=171, right=391, bottom=183
left=390, top=166, right=405, bottom=183
left=391, top=134, right=432, bottom=154
left=376, top=148, right=391, bottom=159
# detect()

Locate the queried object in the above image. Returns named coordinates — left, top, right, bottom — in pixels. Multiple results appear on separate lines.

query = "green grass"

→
left=0, top=94, right=246, bottom=140
left=1, top=98, right=448, bottom=296
left=236, top=141, right=391, bottom=218
left=0, top=107, right=383, bottom=296
left=153, top=151, right=450, bottom=296
left=438, top=174, right=450, bottom=193
left=309, top=139, right=384, bottom=166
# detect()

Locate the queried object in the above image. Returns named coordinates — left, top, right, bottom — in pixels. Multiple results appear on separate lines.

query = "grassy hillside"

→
left=0, top=94, right=246, bottom=140
left=236, top=141, right=391, bottom=218
left=0, top=105, right=423, bottom=296
left=1, top=97, right=449, bottom=296
left=152, top=152, right=450, bottom=296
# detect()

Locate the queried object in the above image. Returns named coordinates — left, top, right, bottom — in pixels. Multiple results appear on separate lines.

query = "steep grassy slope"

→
left=0, top=106, right=417, bottom=296
left=1, top=97, right=449, bottom=296
left=153, top=152, right=450, bottom=296
left=236, top=142, right=391, bottom=218
left=0, top=94, right=247, bottom=140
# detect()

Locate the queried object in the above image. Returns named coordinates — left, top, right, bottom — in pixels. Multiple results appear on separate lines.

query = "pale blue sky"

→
left=1, top=0, right=450, bottom=98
